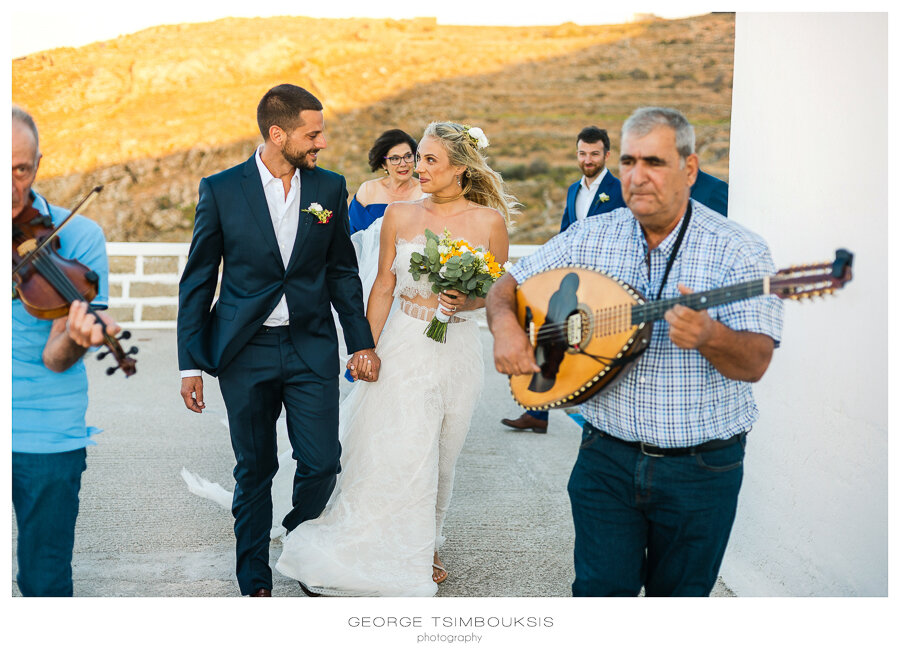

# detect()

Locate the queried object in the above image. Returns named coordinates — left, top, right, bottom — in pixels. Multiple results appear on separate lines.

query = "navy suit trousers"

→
left=218, top=327, right=340, bottom=595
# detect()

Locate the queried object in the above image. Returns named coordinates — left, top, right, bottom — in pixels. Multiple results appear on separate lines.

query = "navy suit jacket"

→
left=177, top=155, right=374, bottom=378
left=559, top=170, right=626, bottom=232
left=690, top=169, right=729, bottom=216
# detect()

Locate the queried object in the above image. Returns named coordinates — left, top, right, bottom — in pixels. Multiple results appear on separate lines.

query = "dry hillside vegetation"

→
left=13, top=13, right=734, bottom=243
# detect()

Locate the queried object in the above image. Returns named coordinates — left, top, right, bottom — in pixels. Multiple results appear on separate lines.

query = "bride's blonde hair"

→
left=423, top=122, right=520, bottom=224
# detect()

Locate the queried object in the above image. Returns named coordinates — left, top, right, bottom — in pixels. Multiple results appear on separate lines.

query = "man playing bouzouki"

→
left=486, top=107, right=784, bottom=597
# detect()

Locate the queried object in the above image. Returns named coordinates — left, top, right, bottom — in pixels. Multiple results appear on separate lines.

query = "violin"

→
left=13, top=187, right=138, bottom=376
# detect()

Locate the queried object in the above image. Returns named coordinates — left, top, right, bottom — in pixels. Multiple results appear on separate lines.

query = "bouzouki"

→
left=510, top=248, right=853, bottom=409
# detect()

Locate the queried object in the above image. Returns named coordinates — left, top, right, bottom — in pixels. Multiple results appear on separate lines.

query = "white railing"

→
left=105, top=242, right=540, bottom=329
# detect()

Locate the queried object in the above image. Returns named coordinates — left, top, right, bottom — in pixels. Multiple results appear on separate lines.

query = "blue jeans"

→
left=12, top=448, right=87, bottom=597
left=567, top=424, right=745, bottom=596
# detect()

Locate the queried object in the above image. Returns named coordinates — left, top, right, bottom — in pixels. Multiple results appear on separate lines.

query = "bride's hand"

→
left=438, top=290, right=468, bottom=315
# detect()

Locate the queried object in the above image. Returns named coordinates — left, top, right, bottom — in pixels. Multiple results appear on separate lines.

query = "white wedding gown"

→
left=274, top=233, right=484, bottom=596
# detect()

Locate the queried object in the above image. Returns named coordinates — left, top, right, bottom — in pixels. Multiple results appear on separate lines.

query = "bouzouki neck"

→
left=630, top=248, right=854, bottom=326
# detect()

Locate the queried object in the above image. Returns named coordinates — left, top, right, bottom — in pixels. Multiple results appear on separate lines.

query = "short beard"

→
left=580, top=163, right=603, bottom=178
left=283, top=147, right=317, bottom=170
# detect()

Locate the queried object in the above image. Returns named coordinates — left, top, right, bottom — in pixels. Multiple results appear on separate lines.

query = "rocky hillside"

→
left=13, top=13, right=734, bottom=243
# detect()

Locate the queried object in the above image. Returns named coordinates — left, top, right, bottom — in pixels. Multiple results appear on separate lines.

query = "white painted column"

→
left=722, top=12, right=887, bottom=595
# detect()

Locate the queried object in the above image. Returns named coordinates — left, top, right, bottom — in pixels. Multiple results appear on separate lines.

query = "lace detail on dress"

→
left=399, top=298, right=466, bottom=324
left=391, top=235, right=488, bottom=324
left=392, top=236, right=433, bottom=300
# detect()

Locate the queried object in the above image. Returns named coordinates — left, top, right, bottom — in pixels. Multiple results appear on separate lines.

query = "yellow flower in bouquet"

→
left=408, top=228, right=507, bottom=342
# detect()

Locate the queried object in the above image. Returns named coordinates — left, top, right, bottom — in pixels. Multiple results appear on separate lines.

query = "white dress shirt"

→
left=255, top=146, right=302, bottom=326
left=181, top=147, right=301, bottom=378
left=573, top=167, right=609, bottom=223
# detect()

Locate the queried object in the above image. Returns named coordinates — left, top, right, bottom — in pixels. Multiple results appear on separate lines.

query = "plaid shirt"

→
left=510, top=200, right=784, bottom=447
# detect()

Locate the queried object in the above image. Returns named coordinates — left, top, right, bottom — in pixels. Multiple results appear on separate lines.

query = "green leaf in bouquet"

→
left=460, top=268, right=475, bottom=281
left=410, top=252, right=423, bottom=264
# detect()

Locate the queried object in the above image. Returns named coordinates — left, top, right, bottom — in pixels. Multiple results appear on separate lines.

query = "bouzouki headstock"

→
left=769, top=248, right=854, bottom=301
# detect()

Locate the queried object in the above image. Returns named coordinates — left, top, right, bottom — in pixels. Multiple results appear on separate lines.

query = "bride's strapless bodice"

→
left=390, top=235, right=487, bottom=323
left=392, top=235, right=434, bottom=301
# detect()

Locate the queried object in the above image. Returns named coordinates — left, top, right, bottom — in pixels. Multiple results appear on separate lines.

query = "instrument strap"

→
left=652, top=201, right=692, bottom=301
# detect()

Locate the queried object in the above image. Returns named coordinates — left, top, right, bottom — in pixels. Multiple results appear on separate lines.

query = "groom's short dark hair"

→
left=257, top=84, right=324, bottom=140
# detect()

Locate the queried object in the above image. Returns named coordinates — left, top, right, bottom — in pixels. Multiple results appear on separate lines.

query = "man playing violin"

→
left=12, top=106, right=120, bottom=596
left=487, top=107, right=784, bottom=597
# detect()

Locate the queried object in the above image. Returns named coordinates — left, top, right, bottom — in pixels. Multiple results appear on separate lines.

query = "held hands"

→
left=664, top=284, right=715, bottom=349
left=348, top=348, right=381, bottom=382
left=66, top=300, right=120, bottom=348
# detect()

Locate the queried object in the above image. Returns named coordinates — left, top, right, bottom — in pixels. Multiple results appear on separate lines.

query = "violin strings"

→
left=31, top=251, right=117, bottom=350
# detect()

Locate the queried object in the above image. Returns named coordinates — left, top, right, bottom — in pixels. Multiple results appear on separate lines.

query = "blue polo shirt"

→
left=12, top=191, right=110, bottom=454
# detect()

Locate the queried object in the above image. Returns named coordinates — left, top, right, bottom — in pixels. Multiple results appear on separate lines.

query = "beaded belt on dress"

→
left=398, top=298, right=465, bottom=323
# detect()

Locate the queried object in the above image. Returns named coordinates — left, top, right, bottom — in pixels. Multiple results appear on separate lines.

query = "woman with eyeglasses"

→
left=349, top=129, right=424, bottom=234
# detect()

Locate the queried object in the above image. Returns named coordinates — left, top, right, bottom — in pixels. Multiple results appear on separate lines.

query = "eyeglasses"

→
left=384, top=153, right=415, bottom=165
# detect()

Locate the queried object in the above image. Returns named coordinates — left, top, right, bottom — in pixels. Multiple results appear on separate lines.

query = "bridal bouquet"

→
left=409, top=228, right=507, bottom=343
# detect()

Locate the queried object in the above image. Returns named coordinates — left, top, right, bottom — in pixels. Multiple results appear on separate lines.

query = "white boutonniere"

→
left=598, top=193, right=610, bottom=203
left=302, top=202, right=332, bottom=224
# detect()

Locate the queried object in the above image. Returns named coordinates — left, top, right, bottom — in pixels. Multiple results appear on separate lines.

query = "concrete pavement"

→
left=11, top=327, right=732, bottom=597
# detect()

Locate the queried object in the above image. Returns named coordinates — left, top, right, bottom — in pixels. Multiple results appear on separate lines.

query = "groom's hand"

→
left=348, top=348, right=380, bottom=382
left=181, top=376, right=206, bottom=413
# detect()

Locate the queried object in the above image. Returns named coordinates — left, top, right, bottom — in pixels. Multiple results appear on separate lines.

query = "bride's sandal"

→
left=432, top=552, right=448, bottom=584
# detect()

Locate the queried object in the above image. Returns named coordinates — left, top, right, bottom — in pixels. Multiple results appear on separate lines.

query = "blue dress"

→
left=349, top=196, right=387, bottom=234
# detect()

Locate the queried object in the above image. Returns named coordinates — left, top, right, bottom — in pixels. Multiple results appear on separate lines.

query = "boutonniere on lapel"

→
left=598, top=193, right=610, bottom=203
left=302, top=202, right=333, bottom=224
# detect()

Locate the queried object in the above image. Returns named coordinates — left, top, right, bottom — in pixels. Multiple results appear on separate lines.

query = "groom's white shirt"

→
left=180, top=146, right=302, bottom=379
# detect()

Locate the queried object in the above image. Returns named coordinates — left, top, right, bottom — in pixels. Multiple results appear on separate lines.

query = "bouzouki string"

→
left=535, top=205, right=692, bottom=344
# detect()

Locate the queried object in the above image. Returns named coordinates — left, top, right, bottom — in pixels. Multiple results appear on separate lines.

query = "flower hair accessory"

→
left=462, top=125, right=490, bottom=150
left=302, top=202, right=332, bottom=224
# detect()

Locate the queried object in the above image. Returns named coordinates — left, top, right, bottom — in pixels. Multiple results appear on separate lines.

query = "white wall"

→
left=721, top=13, right=888, bottom=596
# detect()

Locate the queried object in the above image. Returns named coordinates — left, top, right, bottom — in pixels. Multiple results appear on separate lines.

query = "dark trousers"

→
left=567, top=425, right=745, bottom=596
left=218, top=327, right=340, bottom=595
left=12, top=448, right=87, bottom=597
left=527, top=410, right=549, bottom=421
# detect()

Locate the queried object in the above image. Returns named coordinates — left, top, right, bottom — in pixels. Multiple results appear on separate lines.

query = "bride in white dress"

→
left=275, top=122, right=517, bottom=596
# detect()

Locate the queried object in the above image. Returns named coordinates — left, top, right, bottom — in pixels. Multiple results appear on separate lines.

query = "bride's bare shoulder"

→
left=470, top=204, right=505, bottom=226
left=384, top=199, right=426, bottom=220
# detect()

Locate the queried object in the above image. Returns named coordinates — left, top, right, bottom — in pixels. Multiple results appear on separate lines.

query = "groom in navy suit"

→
left=502, top=126, right=626, bottom=434
left=177, top=84, right=378, bottom=597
